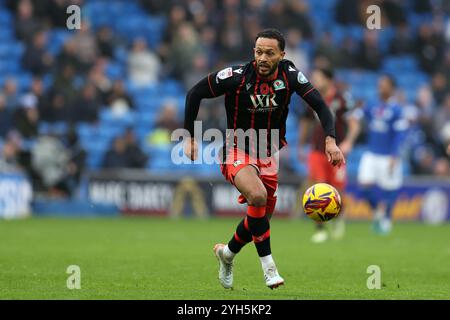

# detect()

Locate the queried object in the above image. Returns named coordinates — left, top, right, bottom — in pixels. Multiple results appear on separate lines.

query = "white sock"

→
left=260, top=254, right=275, bottom=270
left=223, top=245, right=236, bottom=262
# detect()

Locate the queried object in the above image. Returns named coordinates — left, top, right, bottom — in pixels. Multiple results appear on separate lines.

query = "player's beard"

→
left=257, top=61, right=278, bottom=78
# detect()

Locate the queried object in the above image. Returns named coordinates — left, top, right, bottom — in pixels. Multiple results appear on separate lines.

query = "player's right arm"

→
left=184, top=67, right=239, bottom=160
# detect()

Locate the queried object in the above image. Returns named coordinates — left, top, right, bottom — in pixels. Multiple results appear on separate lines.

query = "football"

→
left=302, top=183, right=342, bottom=222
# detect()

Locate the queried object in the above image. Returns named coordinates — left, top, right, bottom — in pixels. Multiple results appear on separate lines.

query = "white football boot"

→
left=213, top=244, right=233, bottom=289
left=379, top=218, right=392, bottom=234
left=263, top=264, right=285, bottom=289
left=311, top=229, right=328, bottom=243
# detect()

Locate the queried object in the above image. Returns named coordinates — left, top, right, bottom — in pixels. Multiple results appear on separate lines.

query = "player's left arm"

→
left=290, top=68, right=345, bottom=166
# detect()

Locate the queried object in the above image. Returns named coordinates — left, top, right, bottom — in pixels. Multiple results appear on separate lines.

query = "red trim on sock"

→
left=247, top=206, right=266, bottom=218
left=253, top=229, right=271, bottom=243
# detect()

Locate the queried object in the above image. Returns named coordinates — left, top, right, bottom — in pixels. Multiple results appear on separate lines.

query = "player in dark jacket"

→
left=184, top=29, right=345, bottom=289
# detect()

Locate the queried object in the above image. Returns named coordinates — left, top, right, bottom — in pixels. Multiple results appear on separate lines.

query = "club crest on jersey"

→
left=297, top=71, right=308, bottom=84
left=273, top=80, right=285, bottom=91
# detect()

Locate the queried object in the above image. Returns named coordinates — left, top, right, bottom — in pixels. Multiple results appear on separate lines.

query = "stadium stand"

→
left=0, top=0, right=448, bottom=198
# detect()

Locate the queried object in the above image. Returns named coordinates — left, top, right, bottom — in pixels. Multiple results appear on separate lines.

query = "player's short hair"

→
left=381, top=74, right=397, bottom=88
left=316, top=67, right=334, bottom=80
left=255, top=29, right=285, bottom=51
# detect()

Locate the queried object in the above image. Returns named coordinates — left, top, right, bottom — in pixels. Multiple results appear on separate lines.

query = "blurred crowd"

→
left=146, top=0, right=450, bottom=177
left=0, top=0, right=449, bottom=198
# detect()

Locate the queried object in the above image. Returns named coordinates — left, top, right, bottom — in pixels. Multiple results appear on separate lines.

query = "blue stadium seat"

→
left=87, top=151, right=105, bottom=169
left=20, top=138, right=37, bottom=151
left=47, top=121, right=69, bottom=135
left=16, top=73, right=33, bottom=92
left=126, top=81, right=158, bottom=98
left=47, top=29, right=73, bottom=55
left=0, top=60, right=20, bottom=73
left=146, top=145, right=173, bottom=171
left=383, top=55, right=418, bottom=73
left=378, top=27, right=394, bottom=53
left=83, top=137, right=109, bottom=153
left=105, top=62, right=124, bottom=80
left=98, top=124, right=123, bottom=140
left=136, top=111, right=159, bottom=128
left=9, top=42, right=25, bottom=58
left=98, top=109, right=137, bottom=127
left=114, top=47, right=128, bottom=64
left=135, top=126, right=149, bottom=144
left=157, top=79, right=184, bottom=96
left=0, top=28, right=12, bottom=41
left=348, top=25, right=364, bottom=42
left=0, top=9, right=12, bottom=25
left=408, top=13, right=433, bottom=30
left=38, top=122, right=51, bottom=135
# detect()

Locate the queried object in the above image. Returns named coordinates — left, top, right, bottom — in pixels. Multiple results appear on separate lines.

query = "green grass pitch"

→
left=0, top=217, right=449, bottom=299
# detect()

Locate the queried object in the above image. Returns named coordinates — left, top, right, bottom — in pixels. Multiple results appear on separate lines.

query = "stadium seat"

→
left=47, top=121, right=69, bottom=136
left=157, top=79, right=184, bottom=96
left=47, top=29, right=73, bottom=55
left=383, top=55, right=418, bottom=73
left=16, top=73, right=33, bottom=92
left=105, top=62, right=124, bottom=80
left=136, top=112, right=159, bottom=128
left=0, top=9, right=12, bottom=25
left=98, top=109, right=137, bottom=127
left=87, top=151, right=105, bottom=169
left=0, top=60, right=20, bottom=74
left=98, top=124, right=124, bottom=140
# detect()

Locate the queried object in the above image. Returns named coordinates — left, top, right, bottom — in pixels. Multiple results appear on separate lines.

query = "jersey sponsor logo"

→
left=297, top=71, right=308, bottom=84
left=273, top=80, right=285, bottom=91
left=250, top=94, right=279, bottom=109
left=217, top=67, right=233, bottom=82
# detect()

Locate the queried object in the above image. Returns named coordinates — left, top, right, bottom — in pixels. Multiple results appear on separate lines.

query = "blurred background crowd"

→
left=0, top=0, right=448, bottom=199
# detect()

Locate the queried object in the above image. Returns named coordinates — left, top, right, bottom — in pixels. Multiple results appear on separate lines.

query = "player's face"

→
left=254, top=37, right=285, bottom=78
left=378, top=77, right=394, bottom=100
